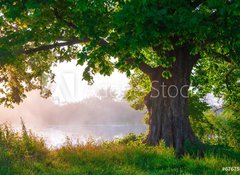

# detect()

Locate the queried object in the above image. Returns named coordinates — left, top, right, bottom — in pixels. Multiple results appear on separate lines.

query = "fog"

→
left=0, top=61, right=147, bottom=146
left=0, top=90, right=145, bottom=125
left=0, top=90, right=146, bottom=147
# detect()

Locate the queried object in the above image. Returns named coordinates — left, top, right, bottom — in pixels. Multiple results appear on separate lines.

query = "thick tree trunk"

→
left=144, top=47, right=201, bottom=156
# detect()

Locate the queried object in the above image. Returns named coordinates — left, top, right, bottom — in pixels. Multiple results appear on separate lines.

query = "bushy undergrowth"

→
left=0, top=124, right=239, bottom=175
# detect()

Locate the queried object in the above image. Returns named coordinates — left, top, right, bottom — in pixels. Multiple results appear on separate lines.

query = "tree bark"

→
left=144, top=47, right=202, bottom=156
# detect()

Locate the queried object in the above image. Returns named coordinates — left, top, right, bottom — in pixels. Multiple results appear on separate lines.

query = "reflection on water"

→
left=1, top=90, right=147, bottom=147
left=26, top=124, right=147, bottom=147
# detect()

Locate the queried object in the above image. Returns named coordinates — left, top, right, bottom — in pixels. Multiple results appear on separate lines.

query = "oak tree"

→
left=1, top=0, right=240, bottom=155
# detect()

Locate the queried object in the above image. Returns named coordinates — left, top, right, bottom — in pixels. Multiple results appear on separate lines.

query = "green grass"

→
left=0, top=124, right=239, bottom=175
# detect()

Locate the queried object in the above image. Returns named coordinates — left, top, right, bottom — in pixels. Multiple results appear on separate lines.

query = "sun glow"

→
left=50, top=60, right=130, bottom=104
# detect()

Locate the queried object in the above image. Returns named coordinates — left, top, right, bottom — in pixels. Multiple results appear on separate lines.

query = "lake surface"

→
left=22, top=124, right=147, bottom=147
left=1, top=91, right=147, bottom=147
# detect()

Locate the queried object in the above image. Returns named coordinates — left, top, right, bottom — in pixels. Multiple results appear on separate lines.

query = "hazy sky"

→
left=0, top=61, right=146, bottom=146
left=0, top=60, right=144, bottom=127
left=49, top=60, right=130, bottom=103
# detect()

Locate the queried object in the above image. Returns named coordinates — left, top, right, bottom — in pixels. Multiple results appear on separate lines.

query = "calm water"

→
left=23, top=124, right=147, bottom=147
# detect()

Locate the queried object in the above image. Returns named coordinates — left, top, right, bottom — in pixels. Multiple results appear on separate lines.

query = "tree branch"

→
left=18, top=7, right=109, bottom=55
left=189, top=52, right=201, bottom=67
left=20, top=38, right=87, bottom=54
left=53, top=8, right=109, bottom=45
left=139, top=62, right=154, bottom=75
left=53, top=8, right=78, bottom=30
left=210, top=51, right=232, bottom=63
left=20, top=36, right=109, bottom=55
left=225, top=66, right=235, bottom=92
left=126, top=58, right=153, bottom=75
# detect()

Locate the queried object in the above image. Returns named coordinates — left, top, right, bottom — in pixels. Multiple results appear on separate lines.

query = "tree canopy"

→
left=0, top=0, right=240, bottom=108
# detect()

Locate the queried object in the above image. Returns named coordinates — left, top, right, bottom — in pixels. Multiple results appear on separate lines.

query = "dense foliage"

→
left=1, top=0, right=240, bottom=106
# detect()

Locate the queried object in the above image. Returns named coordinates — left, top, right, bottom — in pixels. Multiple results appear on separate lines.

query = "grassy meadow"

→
left=0, top=123, right=239, bottom=175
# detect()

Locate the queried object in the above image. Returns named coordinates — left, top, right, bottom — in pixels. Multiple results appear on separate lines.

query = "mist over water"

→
left=0, top=62, right=147, bottom=147
left=0, top=90, right=146, bottom=147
